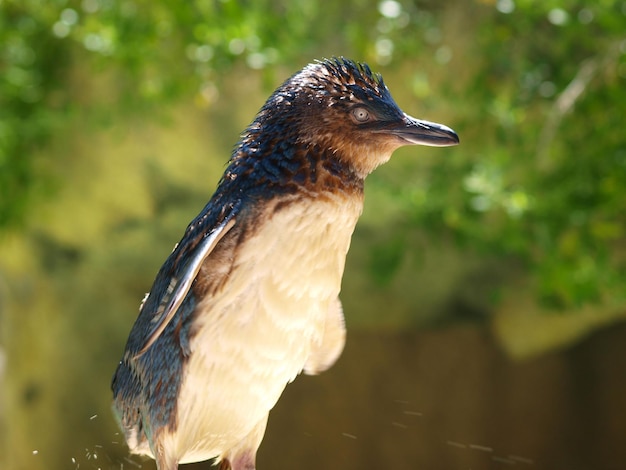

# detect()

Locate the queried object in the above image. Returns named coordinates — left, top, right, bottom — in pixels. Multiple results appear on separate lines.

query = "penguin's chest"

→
left=173, top=195, right=362, bottom=460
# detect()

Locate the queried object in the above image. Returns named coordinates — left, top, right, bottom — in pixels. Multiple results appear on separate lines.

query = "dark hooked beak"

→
left=390, top=113, right=460, bottom=147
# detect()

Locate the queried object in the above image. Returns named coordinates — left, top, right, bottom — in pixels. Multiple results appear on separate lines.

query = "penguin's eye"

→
left=351, top=107, right=371, bottom=123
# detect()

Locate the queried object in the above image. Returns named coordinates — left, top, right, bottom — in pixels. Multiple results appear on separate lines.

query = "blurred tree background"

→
left=1, top=0, right=625, bottom=469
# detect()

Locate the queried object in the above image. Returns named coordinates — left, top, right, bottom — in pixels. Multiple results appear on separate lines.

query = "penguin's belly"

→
left=171, top=196, right=361, bottom=463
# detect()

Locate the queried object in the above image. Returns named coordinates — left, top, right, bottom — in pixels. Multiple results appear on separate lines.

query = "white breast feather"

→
left=170, top=194, right=362, bottom=463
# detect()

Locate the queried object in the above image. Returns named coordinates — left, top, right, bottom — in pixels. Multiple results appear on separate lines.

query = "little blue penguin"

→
left=111, top=57, right=459, bottom=470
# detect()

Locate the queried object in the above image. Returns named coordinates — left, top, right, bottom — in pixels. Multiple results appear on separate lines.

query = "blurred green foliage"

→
left=1, top=1, right=626, bottom=469
left=2, top=0, right=624, bottom=311
left=434, top=0, right=626, bottom=309
left=378, top=0, right=626, bottom=311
